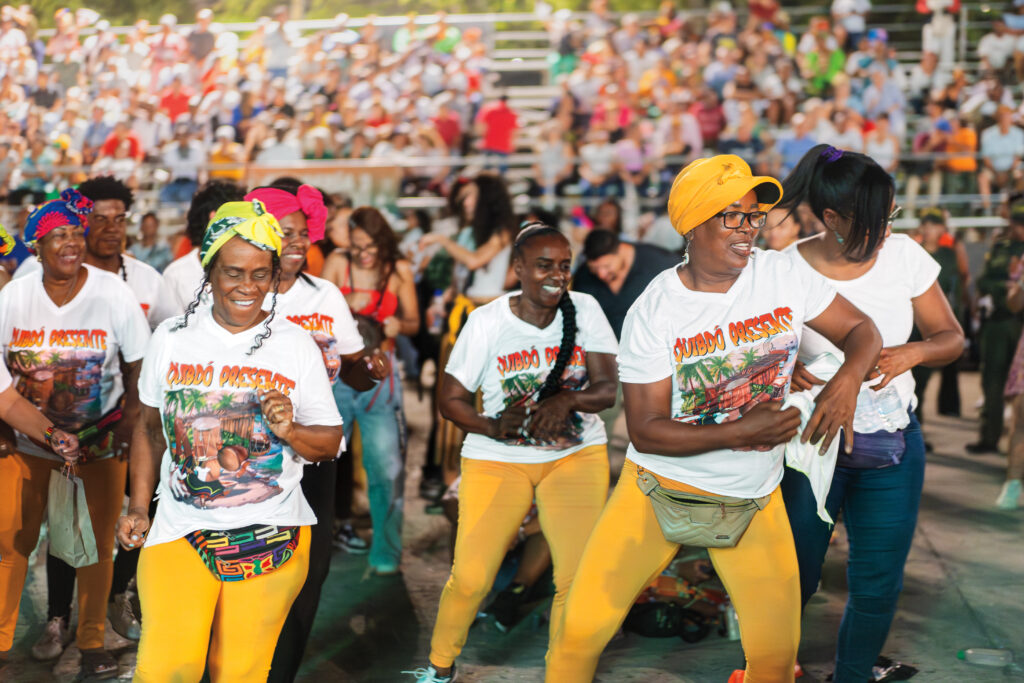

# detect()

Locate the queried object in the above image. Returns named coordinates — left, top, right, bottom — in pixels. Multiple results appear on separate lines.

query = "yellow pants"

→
left=547, top=459, right=800, bottom=683
left=429, top=444, right=609, bottom=668
left=0, top=452, right=126, bottom=651
left=134, top=526, right=310, bottom=682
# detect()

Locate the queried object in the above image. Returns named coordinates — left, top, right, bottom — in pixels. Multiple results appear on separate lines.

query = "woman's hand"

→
left=733, top=401, right=802, bottom=449
left=48, top=429, right=79, bottom=464
left=870, top=344, right=923, bottom=390
left=418, top=233, right=447, bottom=249
left=115, top=507, right=150, bottom=551
left=488, top=405, right=530, bottom=441
left=259, top=389, right=295, bottom=441
left=802, top=368, right=861, bottom=454
left=528, top=392, right=576, bottom=443
left=362, top=349, right=391, bottom=380
left=790, top=361, right=825, bottom=392
left=382, top=316, right=401, bottom=338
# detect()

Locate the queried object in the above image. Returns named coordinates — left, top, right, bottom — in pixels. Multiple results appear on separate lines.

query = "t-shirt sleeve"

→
left=137, top=324, right=168, bottom=408
left=149, top=274, right=184, bottom=326
left=325, top=286, right=364, bottom=356
left=575, top=293, right=618, bottom=355
left=618, top=293, right=673, bottom=384
left=0, top=362, right=12, bottom=393
left=112, top=281, right=152, bottom=363
left=444, top=308, right=490, bottom=393
left=903, top=236, right=943, bottom=298
left=292, top=333, right=343, bottom=428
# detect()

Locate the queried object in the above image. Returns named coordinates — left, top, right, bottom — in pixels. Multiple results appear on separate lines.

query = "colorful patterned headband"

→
left=24, top=188, right=93, bottom=248
left=200, top=199, right=284, bottom=267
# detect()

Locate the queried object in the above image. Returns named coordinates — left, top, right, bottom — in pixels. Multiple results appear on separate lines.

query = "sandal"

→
left=80, top=648, right=118, bottom=680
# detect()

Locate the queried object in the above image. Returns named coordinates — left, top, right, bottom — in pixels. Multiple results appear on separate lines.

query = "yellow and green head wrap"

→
left=200, top=199, right=284, bottom=268
left=0, top=222, right=15, bottom=257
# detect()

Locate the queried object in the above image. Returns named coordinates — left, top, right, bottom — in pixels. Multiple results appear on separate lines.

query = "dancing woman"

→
left=778, top=145, right=964, bottom=682
left=0, top=191, right=150, bottom=678
left=406, top=223, right=619, bottom=683
left=547, top=155, right=881, bottom=683
left=116, top=200, right=344, bottom=681
left=242, top=183, right=391, bottom=681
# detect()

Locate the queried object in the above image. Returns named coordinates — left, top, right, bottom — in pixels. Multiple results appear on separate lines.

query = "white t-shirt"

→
left=139, top=305, right=343, bottom=547
left=162, top=249, right=208, bottom=312
left=445, top=291, right=618, bottom=464
left=14, top=255, right=180, bottom=328
left=266, top=274, right=364, bottom=383
left=0, top=265, right=151, bottom=458
left=787, top=234, right=940, bottom=413
left=0, top=362, right=11, bottom=392
left=978, top=32, right=1017, bottom=70
left=618, top=250, right=836, bottom=497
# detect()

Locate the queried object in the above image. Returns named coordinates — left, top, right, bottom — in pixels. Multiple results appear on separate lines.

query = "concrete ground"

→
left=2, top=371, right=1022, bottom=682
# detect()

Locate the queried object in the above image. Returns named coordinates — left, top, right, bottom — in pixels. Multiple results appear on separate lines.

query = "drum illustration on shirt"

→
left=7, top=348, right=107, bottom=430
left=162, top=388, right=285, bottom=508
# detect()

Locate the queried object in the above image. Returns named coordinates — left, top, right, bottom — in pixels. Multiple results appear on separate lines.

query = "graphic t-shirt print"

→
left=496, top=343, right=589, bottom=450
left=671, top=307, right=798, bottom=434
left=161, top=360, right=297, bottom=509
left=8, top=327, right=109, bottom=431
left=286, top=312, right=340, bottom=382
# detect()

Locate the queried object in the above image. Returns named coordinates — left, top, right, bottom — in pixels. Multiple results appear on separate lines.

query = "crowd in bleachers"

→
left=2, top=2, right=1024, bottom=221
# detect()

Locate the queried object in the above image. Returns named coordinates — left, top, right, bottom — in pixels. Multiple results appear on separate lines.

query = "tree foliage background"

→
left=30, top=0, right=929, bottom=29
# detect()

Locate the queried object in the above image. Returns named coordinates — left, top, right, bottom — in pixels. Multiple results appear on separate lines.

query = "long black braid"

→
left=171, top=273, right=210, bottom=332
left=118, top=253, right=127, bottom=282
left=513, top=222, right=578, bottom=402
left=248, top=271, right=280, bottom=356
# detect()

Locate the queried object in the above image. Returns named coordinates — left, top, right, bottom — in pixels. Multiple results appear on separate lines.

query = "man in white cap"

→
left=188, top=8, right=216, bottom=63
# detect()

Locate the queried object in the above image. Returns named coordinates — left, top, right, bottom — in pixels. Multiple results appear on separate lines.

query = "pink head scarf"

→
left=243, top=185, right=327, bottom=243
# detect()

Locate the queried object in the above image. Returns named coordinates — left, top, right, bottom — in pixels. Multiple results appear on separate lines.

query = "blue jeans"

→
left=781, top=413, right=925, bottom=683
left=160, top=178, right=198, bottom=204
left=333, top=368, right=406, bottom=570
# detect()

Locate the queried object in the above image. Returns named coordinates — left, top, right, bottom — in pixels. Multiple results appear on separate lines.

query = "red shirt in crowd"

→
left=99, top=131, right=144, bottom=160
left=476, top=100, right=518, bottom=154
left=160, top=88, right=192, bottom=123
left=432, top=111, right=462, bottom=149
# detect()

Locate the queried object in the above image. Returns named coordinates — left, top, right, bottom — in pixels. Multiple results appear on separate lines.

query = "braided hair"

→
left=513, top=222, right=577, bottom=402
left=171, top=250, right=282, bottom=357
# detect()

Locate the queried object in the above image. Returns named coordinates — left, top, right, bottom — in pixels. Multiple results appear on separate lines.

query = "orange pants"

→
left=429, top=445, right=609, bottom=668
left=547, top=459, right=800, bottom=683
left=134, top=527, right=310, bottom=682
left=0, top=452, right=126, bottom=651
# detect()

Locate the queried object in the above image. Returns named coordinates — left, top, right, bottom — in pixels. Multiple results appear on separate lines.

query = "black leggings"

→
left=268, top=460, right=338, bottom=682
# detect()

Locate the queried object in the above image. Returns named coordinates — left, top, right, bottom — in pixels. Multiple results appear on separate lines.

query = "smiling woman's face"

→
left=277, top=210, right=309, bottom=276
left=687, top=190, right=760, bottom=276
left=209, top=236, right=276, bottom=333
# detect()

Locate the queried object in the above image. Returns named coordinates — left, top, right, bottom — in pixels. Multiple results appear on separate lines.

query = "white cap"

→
left=197, top=8, right=213, bottom=21
left=159, top=14, right=177, bottom=27
left=215, top=125, right=235, bottom=139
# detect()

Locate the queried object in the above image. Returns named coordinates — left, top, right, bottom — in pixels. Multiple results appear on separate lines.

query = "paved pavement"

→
left=3, top=372, right=1022, bottom=682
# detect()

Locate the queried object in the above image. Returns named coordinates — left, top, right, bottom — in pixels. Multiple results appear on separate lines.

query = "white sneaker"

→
left=31, top=616, right=70, bottom=661
left=996, top=479, right=1022, bottom=510
left=401, top=664, right=458, bottom=682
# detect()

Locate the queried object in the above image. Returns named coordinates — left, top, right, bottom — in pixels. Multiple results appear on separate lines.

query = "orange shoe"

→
left=728, top=671, right=745, bottom=683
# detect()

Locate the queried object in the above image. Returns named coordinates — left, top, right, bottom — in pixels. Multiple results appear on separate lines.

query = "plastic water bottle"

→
left=874, top=384, right=905, bottom=431
left=723, top=604, right=740, bottom=641
left=957, top=648, right=1014, bottom=666
left=427, top=290, right=445, bottom=335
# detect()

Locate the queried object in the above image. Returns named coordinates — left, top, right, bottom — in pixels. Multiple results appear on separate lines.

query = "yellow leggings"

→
left=429, top=445, right=609, bottom=668
left=547, top=459, right=800, bottom=683
left=134, top=526, right=310, bottom=682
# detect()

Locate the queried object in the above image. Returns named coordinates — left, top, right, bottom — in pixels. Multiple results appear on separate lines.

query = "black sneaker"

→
left=966, top=442, right=999, bottom=455
left=486, top=583, right=529, bottom=632
left=333, top=524, right=370, bottom=554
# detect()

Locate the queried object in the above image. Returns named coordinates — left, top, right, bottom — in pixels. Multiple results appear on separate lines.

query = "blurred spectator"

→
left=578, top=128, right=622, bottom=197
left=906, top=107, right=950, bottom=213
left=863, top=114, right=900, bottom=175
left=832, top=0, right=871, bottom=49
left=775, top=113, right=817, bottom=177
left=187, top=9, right=216, bottom=63
left=978, top=19, right=1016, bottom=82
left=264, top=6, right=298, bottom=80
left=209, top=126, right=245, bottom=181
left=159, top=75, right=193, bottom=123
left=159, top=124, right=204, bottom=204
left=979, top=106, right=1024, bottom=212
left=762, top=207, right=805, bottom=251
left=944, top=115, right=978, bottom=196
left=258, top=120, right=302, bottom=163
left=100, top=118, right=144, bottom=161
left=476, top=94, right=518, bottom=170
left=148, top=14, right=186, bottom=87
left=129, top=212, right=173, bottom=272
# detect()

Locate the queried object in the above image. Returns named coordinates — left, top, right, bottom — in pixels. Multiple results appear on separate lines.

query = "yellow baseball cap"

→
left=666, top=155, right=783, bottom=236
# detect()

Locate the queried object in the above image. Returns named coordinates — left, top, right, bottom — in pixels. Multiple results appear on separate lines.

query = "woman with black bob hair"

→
left=777, top=144, right=965, bottom=682
left=118, top=200, right=345, bottom=681
left=404, top=223, right=618, bottom=683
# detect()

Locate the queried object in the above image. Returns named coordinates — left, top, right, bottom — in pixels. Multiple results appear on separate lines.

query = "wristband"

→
left=43, top=426, right=56, bottom=445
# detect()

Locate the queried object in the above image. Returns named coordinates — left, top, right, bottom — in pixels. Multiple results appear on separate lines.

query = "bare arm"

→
left=339, top=348, right=390, bottom=392
left=439, top=373, right=528, bottom=440
left=623, top=377, right=802, bottom=457
left=114, top=359, right=142, bottom=456
left=422, top=231, right=509, bottom=271
left=116, top=404, right=164, bottom=549
left=259, top=389, right=344, bottom=462
left=385, top=260, right=420, bottom=337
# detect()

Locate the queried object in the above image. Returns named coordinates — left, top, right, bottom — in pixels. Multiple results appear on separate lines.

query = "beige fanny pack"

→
left=636, top=468, right=770, bottom=548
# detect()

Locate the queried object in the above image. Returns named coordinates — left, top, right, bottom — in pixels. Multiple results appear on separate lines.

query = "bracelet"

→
left=43, top=426, right=56, bottom=445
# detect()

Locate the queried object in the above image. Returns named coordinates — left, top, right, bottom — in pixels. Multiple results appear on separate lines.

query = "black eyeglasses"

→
left=716, top=211, right=768, bottom=230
